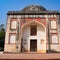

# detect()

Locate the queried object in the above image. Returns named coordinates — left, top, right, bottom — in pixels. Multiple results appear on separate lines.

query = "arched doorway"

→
left=21, top=21, right=46, bottom=53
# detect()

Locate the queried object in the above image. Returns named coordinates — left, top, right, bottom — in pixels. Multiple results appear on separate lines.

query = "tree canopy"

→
left=0, top=24, right=5, bottom=51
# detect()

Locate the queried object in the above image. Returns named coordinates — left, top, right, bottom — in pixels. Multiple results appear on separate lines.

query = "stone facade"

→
left=4, top=5, right=60, bottom=53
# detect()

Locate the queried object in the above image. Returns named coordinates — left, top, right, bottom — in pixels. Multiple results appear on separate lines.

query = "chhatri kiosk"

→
left=4, top=5, right=60, bottom=53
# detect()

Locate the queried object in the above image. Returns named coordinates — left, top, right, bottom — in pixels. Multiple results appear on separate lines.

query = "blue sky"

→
left=0, top=0, right=60, bottom=26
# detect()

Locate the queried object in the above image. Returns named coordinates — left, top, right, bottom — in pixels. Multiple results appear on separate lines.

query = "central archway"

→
left=21, top=20, right=46, bottom=53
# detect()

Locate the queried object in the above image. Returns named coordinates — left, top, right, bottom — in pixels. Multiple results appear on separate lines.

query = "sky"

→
left=0, top=0, right=60, bottom=26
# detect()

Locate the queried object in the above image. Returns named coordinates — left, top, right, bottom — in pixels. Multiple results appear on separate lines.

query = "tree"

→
left=0, top=24, right=5, bottom=51
left=0, top=24, right=5, bottom=31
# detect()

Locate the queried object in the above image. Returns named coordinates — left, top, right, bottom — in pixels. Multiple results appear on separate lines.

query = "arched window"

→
left=10, top=35, right=16, bottom=43
left=30, top=25, right=37, bottom=36
left=51, top=21, right=57, bottom=29
left=52, top=35, right=58, bottom=43
left=11, top=21, right=17, bottom=29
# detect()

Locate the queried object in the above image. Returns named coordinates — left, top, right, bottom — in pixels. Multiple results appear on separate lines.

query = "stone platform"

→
left=0, top=53, right=60, bottom=60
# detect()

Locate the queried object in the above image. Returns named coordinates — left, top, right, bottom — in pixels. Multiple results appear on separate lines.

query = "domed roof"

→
left=21, top=5, right=47, bottom=12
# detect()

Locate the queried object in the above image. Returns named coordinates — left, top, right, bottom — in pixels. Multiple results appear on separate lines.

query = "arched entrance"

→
left=21, top=21, right=46, bottom=53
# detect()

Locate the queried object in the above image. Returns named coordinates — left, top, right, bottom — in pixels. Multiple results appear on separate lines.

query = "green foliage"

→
left=0, top=24, right=5, bottom=30
left=0, top=30, right=5, bottom=39
left=0, top=24, right=5, bottom=51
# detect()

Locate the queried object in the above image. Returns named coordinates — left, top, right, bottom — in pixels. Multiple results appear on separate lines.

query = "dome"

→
left=21, top=5, right=47, bottom=12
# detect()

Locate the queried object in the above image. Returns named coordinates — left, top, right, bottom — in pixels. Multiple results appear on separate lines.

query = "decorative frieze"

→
left=20, top=18, right=46, bottom=27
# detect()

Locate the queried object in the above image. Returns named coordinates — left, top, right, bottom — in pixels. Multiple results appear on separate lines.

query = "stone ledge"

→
left=0, top=53, right=60, bottom=60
